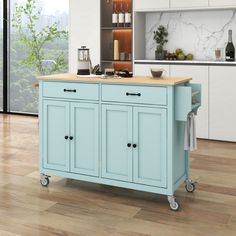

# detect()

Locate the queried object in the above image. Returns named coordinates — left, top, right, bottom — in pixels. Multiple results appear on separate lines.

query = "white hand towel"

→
left=184, top=112, right=197, bottom=151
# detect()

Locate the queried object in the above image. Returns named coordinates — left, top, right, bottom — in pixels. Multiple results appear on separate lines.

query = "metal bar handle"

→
left=64, top=89, right=77, bottom=93
left=126, top=92, right=141, bottom=97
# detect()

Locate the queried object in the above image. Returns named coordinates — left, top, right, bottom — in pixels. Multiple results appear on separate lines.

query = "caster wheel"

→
left=168, top=196, right=180, bottom=211
left=170, top=201, right=179, bottom=211
left=185, top=182, right=196, bottom=193
left=40, top=176, right=49, bottom=187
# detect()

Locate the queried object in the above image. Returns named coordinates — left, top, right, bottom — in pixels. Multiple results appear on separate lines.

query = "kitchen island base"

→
left=38, top=74, right=201, bottom=211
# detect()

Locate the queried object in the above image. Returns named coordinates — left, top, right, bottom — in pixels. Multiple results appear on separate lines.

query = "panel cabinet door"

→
left=133, top=107, right=167, bottom=188
left=43, top=100, right=70, bottom=172
left=70, top=103, right=99, bottom=176
left=134, top=0, right=169, bottom=11
left=102, top=105, right=133, bottom=182
left=134, top=64, right=170, bottom=77
left=170, top=0, right=208, bottom=8
left=209, top=0, right=236, bottom=6
left=209, top=66, right=236, bottom=142
left=171, top=65, right=209, bottom=139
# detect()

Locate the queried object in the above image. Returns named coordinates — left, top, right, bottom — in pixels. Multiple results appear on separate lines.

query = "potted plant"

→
left=153, top=25, right=168, bottom=60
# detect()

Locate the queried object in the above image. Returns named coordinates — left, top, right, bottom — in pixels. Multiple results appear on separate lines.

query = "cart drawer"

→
left=43, top=81, right=99, bottom=100
left=102, top=85, right=167, bottom=105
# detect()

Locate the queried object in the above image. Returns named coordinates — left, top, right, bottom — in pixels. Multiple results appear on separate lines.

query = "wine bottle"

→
left=124, top=3, right=131, bottom=27
left=112, top=2, right=118, bottom=27
left=226, top=30, right=235, bottom=61
left=118, top=2, right=125, bottom=27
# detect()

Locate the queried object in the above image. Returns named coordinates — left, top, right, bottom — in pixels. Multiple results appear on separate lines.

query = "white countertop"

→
left=135, top=60, right=236, bottom=66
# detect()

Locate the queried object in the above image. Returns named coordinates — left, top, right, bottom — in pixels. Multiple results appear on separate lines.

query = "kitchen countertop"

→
left=37, top=73, right=192, bottom=86
left=135, top=59, right=236, bottom=66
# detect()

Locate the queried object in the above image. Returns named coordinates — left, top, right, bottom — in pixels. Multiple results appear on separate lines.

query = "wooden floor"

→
left=0, top=114, right=236, bottom=236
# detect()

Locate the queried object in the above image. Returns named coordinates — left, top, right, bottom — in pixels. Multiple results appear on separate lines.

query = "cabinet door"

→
left=69, top=0, right=100, bottom=72
left=134, top=0, right=169, bottom=11
left=170, top=0, right=208, bottom=8
left=43, top=100, right=70, bottom=172
left=70, top=103, right=99, bottom=176
left=209, top=66, right=236, bottom=142
left=102, top=105, right=133, bottom=182
left=209, top=0, right=236, bottom=6
left=134, top=64, right=170, bottom=77
left=171, top=65, right=209, bottom=139
left=133, top=107, right=167, bottom=188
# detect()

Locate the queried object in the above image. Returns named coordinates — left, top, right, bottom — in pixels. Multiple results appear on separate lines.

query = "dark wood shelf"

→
left=101, top=0, right=133, bottom=72
left=102, top=60, right=132, bottom=63
left=101, top=27, right=132, bottom=30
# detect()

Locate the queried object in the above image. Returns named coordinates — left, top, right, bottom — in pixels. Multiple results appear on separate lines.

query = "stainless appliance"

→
left=77, top=46, right=92, bottom=75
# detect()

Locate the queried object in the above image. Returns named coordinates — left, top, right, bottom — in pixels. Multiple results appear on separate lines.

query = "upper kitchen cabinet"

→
left=69, top=0, right=100, bottom=73
left=134, top=0, right=169, bottom=11
left=209, top=0, right=236, bottom=7
left=170, top=0, right=208, bottom=8
left=209, top=66, right=236, bottom=142
left=171, top=65, right=209, bottom=139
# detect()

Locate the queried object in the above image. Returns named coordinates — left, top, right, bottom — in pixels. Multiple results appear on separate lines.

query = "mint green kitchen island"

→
left=38, top=73, right=201, bottom=210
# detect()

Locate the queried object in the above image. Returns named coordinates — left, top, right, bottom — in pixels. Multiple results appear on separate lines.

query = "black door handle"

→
left=64, top=136, right=69, bottom=140
left=133, top=144, right=137, bottom=148
left=64, top=89, right=76, bottom=93
left=126, top=92, right=141, bottom=97
left=127, top=143, right=131, bottom=147
left=69, top=136, right=74, bottom=140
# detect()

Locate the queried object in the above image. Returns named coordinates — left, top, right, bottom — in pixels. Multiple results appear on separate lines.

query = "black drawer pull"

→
left=69, top=136, right=74, bottom=140
left=64, top=89, right=77, bottom=93
left=126, top=92, right=141, bottom=97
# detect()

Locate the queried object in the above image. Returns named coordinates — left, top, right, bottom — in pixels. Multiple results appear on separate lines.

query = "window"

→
left=9, top=0, right=69, bottom=114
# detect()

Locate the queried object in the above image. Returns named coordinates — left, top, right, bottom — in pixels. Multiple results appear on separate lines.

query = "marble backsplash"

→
left=146, top=10, right=236, bottom=60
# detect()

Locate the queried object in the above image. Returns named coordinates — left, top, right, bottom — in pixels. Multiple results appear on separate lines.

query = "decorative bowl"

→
left=150, top=68, right=166, bottom=79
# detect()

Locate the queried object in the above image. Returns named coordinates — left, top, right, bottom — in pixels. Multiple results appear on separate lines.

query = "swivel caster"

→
left=40, top=174, right=50, bottom=187
left=185, top=180, right=196, bottom=193
left=168, top=196, right=179, bottom=211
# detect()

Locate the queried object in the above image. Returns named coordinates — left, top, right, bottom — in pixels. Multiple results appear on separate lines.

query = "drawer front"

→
left=102, top=85, right=167, bottom=105
left=43, top=81, right=99, bottom=100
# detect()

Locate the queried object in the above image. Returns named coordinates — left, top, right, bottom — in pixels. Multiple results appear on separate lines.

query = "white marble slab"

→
left=146, top=10, right=236, bottom=61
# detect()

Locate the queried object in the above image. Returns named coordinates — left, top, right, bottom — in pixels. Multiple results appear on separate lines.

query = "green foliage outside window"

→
left=7, top=0, right=69, bottom=113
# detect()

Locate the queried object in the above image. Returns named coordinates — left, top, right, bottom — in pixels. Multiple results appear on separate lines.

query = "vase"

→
left=155, top=50, right=165, bottom=60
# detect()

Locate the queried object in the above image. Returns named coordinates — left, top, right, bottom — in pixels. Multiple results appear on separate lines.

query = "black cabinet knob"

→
left=133, top=144, right=137, bottom=148
left=69, top=136, right=74, bottom=140
left=127, top=143, right=131, bottom=147
left=64, top=136, right=69, bottom=140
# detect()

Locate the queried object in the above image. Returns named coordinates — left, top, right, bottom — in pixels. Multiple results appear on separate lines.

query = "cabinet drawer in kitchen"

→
left=43, top=81, right=99, bottom=100
left=101, top=85, right=167, bottom=105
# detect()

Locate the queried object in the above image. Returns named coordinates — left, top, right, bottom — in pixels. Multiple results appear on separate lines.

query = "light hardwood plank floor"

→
left=0, top=114, right=236, bottom=236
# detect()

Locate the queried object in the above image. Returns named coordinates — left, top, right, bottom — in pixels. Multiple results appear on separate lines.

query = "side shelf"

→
left=175, top=83, right=201, bottom=121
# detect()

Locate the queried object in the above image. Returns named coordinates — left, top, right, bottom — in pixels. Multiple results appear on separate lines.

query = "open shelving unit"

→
left=101, top=0, right=133, bottom=72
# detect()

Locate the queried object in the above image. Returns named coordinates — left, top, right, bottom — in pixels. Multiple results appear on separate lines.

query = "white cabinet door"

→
left=209, top=66, right=236, bottom=142
left=170, top=0, right=208, bottom=8
left=171, top=65, right=209, bottom=139
left=134, top=0, right=169, bottom=11
left=209, top=0, right=236, bottom=6
left=134, top=64, right=170, bottom=77
left=69, top=0, right=100, bottom=73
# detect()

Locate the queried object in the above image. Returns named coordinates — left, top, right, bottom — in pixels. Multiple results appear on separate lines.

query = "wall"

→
left=146, top=10, right=236, bottom=60
left=69, top=0, right=100, bottom=73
